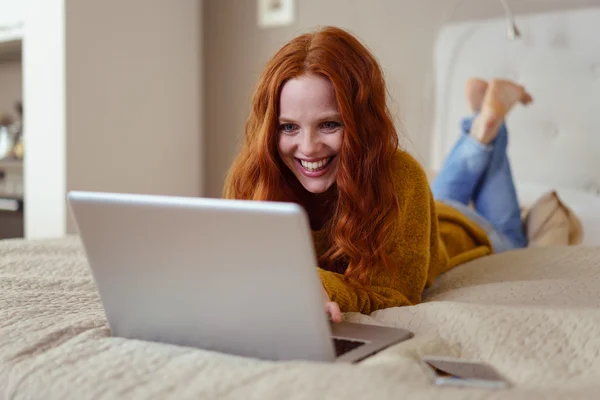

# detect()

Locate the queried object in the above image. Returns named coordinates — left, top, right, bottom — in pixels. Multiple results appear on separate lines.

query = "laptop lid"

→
left=67, top=191, right=336, bottom=361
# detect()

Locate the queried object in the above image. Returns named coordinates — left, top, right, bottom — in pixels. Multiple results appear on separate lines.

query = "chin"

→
left=299, top=179, right=335, bottom=194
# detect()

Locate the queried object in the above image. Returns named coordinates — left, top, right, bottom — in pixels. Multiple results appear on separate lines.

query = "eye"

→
left=321, top=121, right=341, bottom=131
left=280, top=123, right=298, bottom=134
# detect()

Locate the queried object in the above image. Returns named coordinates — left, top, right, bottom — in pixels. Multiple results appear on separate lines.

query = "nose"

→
left=299, top=128, right=321, bottom=156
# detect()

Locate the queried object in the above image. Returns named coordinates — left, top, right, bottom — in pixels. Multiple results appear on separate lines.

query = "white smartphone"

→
left=420, top=355, right=510, bottom=389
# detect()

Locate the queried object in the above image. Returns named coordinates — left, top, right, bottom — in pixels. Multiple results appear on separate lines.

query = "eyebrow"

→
left=278, top=113, right=341, bottom=123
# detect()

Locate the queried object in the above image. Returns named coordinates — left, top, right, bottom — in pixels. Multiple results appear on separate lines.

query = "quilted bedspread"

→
left=2, top=237, right=600, bottom=399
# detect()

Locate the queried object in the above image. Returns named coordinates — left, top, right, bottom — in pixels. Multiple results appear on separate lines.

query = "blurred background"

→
left=0, top=0, right=598, bottom=240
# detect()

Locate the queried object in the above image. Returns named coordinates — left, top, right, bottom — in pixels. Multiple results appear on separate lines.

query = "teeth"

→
left=300, top=157, right=330, bottom=172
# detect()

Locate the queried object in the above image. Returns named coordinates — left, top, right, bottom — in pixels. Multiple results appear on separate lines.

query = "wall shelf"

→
left=0, top=10, right=24, bottom=239
left=0, top=38, right=21, bottom=62
left=0, top=26, right=23, bottom=62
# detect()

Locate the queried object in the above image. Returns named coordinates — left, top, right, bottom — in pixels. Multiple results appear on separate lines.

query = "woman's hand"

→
left=322, top=285, right=342, bottom=323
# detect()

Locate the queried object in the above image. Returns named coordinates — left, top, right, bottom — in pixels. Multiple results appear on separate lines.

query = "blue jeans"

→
left=431, top=115, right=527, bottom=253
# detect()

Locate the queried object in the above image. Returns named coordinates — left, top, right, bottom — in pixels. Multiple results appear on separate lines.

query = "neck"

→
left=285, top=175, right=337, bottom=230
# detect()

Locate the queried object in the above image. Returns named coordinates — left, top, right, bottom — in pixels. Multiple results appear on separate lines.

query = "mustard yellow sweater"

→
left=316, top=150, right=493, bottom=314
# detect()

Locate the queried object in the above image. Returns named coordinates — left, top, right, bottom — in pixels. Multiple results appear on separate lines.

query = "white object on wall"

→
left=23, top=0, right=67, bottom=239
left=258, top=0, right=295, bottom=28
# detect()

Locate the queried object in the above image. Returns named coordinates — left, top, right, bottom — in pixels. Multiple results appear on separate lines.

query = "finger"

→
left=325, top=302, right=342, bottom=323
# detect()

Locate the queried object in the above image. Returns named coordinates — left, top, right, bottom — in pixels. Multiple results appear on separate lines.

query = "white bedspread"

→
left=2, top=237, right=600, bottom=399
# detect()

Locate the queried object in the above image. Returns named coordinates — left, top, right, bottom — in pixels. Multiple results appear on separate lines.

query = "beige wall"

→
left=64, top=0, right=203, bottom=233
left=203, top=0, right=597, bottom=197
left=24, top=0, right=204, bottom=238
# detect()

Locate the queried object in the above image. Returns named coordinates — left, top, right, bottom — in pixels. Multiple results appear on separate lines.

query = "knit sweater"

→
left=316, top=150, right=493, bottom=314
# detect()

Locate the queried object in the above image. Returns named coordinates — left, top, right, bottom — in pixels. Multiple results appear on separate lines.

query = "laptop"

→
left=67, top=191, right=413, bottom=363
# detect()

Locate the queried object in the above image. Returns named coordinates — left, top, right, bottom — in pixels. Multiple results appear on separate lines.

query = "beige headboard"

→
left=431, top=7, right=600, bottom=244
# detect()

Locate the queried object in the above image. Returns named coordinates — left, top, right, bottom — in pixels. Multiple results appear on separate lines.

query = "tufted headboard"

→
left=431, top=7, right=600, bottom=244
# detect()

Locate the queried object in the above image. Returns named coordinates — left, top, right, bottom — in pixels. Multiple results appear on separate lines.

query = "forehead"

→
left=279, top=73, right=338, bottom=117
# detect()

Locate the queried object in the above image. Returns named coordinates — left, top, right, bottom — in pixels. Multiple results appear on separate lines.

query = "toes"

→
left=521, top=91, right=534, bottom=105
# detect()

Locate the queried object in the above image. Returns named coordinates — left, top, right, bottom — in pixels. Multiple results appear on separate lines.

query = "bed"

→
left=2, top=7, right=600, bottom=400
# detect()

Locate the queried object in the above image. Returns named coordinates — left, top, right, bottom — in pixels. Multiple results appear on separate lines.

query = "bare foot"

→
left=483, top=79, right=533, bottom=116
left=472, top=79, right=533, bottom=144
left=465, top=78, right=488, bottom=113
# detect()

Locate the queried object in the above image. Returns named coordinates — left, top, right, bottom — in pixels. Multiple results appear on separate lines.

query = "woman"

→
left=223, top=27, right=532, bottom=322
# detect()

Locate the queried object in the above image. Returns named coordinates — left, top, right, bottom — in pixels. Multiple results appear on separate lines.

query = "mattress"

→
left=2, top=236, right=600, bottom=399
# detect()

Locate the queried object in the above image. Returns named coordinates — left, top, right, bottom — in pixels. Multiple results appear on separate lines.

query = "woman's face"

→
left=277, top=73, right=343, bottom=194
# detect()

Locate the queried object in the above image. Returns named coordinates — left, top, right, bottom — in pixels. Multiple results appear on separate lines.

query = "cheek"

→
left=278, top=136, right=294, bottom=158
left=330, top=131, right=343, bottom=153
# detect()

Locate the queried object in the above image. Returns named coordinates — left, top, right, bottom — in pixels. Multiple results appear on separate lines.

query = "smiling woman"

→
left=223, top=26, right=523, bottom=323
left=223, top=27, right=404, bottom=319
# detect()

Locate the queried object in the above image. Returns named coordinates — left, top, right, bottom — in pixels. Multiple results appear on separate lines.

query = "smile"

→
left=299, top=157, right=332, bottom=171
left=295, top=156, right=334, bottom=177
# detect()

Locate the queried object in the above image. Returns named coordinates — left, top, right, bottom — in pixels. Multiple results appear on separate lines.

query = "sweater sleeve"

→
left=318, top=269, right=414, bottom=313
left=318, top=151, right=450, bottom=314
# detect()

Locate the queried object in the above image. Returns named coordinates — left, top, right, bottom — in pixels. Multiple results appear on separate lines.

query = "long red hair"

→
left=223, top=26, right=400, bottom=283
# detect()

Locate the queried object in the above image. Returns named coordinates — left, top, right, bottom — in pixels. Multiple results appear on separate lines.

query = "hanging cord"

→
left=443, top=0, right=521, bottom=40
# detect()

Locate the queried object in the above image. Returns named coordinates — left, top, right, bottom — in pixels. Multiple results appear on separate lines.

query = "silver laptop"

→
left=67, top=191, right=413, bottom=363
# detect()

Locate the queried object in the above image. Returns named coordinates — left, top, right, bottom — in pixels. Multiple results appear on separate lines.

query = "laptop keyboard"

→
left=333, top=338, right=366, bottom=357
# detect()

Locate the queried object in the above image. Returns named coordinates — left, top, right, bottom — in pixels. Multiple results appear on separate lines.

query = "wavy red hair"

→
left=223, top=26, right=400, bottom=283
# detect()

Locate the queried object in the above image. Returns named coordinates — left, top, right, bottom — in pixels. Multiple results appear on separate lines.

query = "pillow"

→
left=428, top=171, right=586, bottom=246
left=517, top=182, right=600, bottom=246
left=522, top=191, right=583, bottom=247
